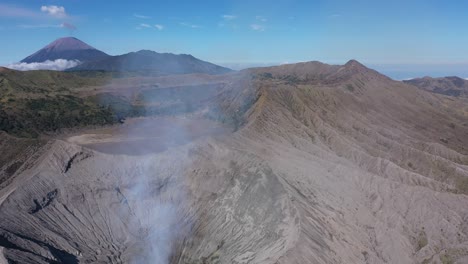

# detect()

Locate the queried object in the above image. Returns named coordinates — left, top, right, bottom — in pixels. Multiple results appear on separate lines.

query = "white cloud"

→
left=222, top=14, right=237, bottom=20
left=256, top=16, right=267, bottom=22
left=61, top=22, right=77, bottom=30
left=0, top=4, right=40, bottom=18
left=40, top=5, right=66, bottom=18
left=18, top=22, right=77, bottom=31
left=136, top=23, right=164, bottom=31
left=179, top=22, right=201, bottom=28
left=6, top=59, right=81, bottom=71
left=250, top=24, right=265, bottom=31
left=134, top=13, right=151, bottom=19
left=18, top=24, right=62, bottom=29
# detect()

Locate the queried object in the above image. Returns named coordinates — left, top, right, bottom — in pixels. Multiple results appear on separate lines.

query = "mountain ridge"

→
left=404, top=76, right=468, bottom=97
left=69, top=49, right=233, bottom=75
left=11, top=37, right=233, bottom=75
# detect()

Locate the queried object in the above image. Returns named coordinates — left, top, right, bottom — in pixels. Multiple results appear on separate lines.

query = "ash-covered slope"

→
left=1, top=60, right=468, bottom=264
left=69, top=50, right=232, bottom=75
left=21, top=37, right=109, bottom=63
left=404, top=76, right=468, bottom=97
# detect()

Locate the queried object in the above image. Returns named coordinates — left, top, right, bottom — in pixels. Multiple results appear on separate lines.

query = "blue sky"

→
left=1, top=0, right=468, bottom=78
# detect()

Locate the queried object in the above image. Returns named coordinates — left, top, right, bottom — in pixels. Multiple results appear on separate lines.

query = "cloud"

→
left=222, top=15, right=237, bottom=20
left=40, top=5, right=67, bottom=18
left=136, top=23, right=163, bottom=31
left=251, top=17, right=267, bottom=32
left=6, top=59, right=81, bottom=71
left=0, top=4, right=74, bottom=20
left=220, top=15, right=238, bottom=29
left=218, top=22, right=238, bottom=30
left=61, top=22, right=77, bottom=30
left=18, top=24, right=62, bottom=29
left=329, top=14, right=341, bottom=18
left=0, top=4, right=40, bottom=18
left=250, top=24, right=265, bottom=31
left=179, top=22, right=201, bottom=29
left=17, top=22, right=77, bottom=31
left=134, top=13, right=151, bottom=19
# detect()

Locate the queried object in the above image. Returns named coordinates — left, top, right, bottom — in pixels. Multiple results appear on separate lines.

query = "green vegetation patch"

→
left=0, top=96, right=116, bottom=138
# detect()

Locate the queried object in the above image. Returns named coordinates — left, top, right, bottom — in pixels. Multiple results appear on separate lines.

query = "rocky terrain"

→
left=404, top=76, right=468, bottom=98
left=1, top=60, right=468, bottom=264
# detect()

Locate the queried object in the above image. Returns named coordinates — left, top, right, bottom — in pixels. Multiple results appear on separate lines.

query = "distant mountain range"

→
left=16, top=37, right=231, bottom=75
left=69, top=50, right=232, bottom=75
left=404, top=76, right=468, bottom=97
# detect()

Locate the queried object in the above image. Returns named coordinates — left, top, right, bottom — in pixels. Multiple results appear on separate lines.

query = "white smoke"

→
left=125, top=119, right=192, bottom=264
left=6, top=59, right=81, bottom=71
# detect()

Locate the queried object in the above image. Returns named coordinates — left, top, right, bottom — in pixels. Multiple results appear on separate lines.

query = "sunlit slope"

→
left=197, top=60, right=468, bottom=263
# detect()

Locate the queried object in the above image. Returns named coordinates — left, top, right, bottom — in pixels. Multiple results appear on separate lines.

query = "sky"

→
left=1, top=0, right=468, bottom=79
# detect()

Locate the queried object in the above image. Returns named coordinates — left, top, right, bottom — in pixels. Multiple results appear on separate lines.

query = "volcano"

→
left=20, top=37, right=110, bottom=63
left=1, top=60, right=468, bottom=263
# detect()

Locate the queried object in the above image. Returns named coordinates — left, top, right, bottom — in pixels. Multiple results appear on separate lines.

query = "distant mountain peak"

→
left=134, top=50, right=159, bottom=55
left=339, top=59, right=387, bottom=80
left=21, top=37, right=109, bottom=63
left=344, top=59, right=367, bottom=69
left=42, top=37, right=96, bottom=52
